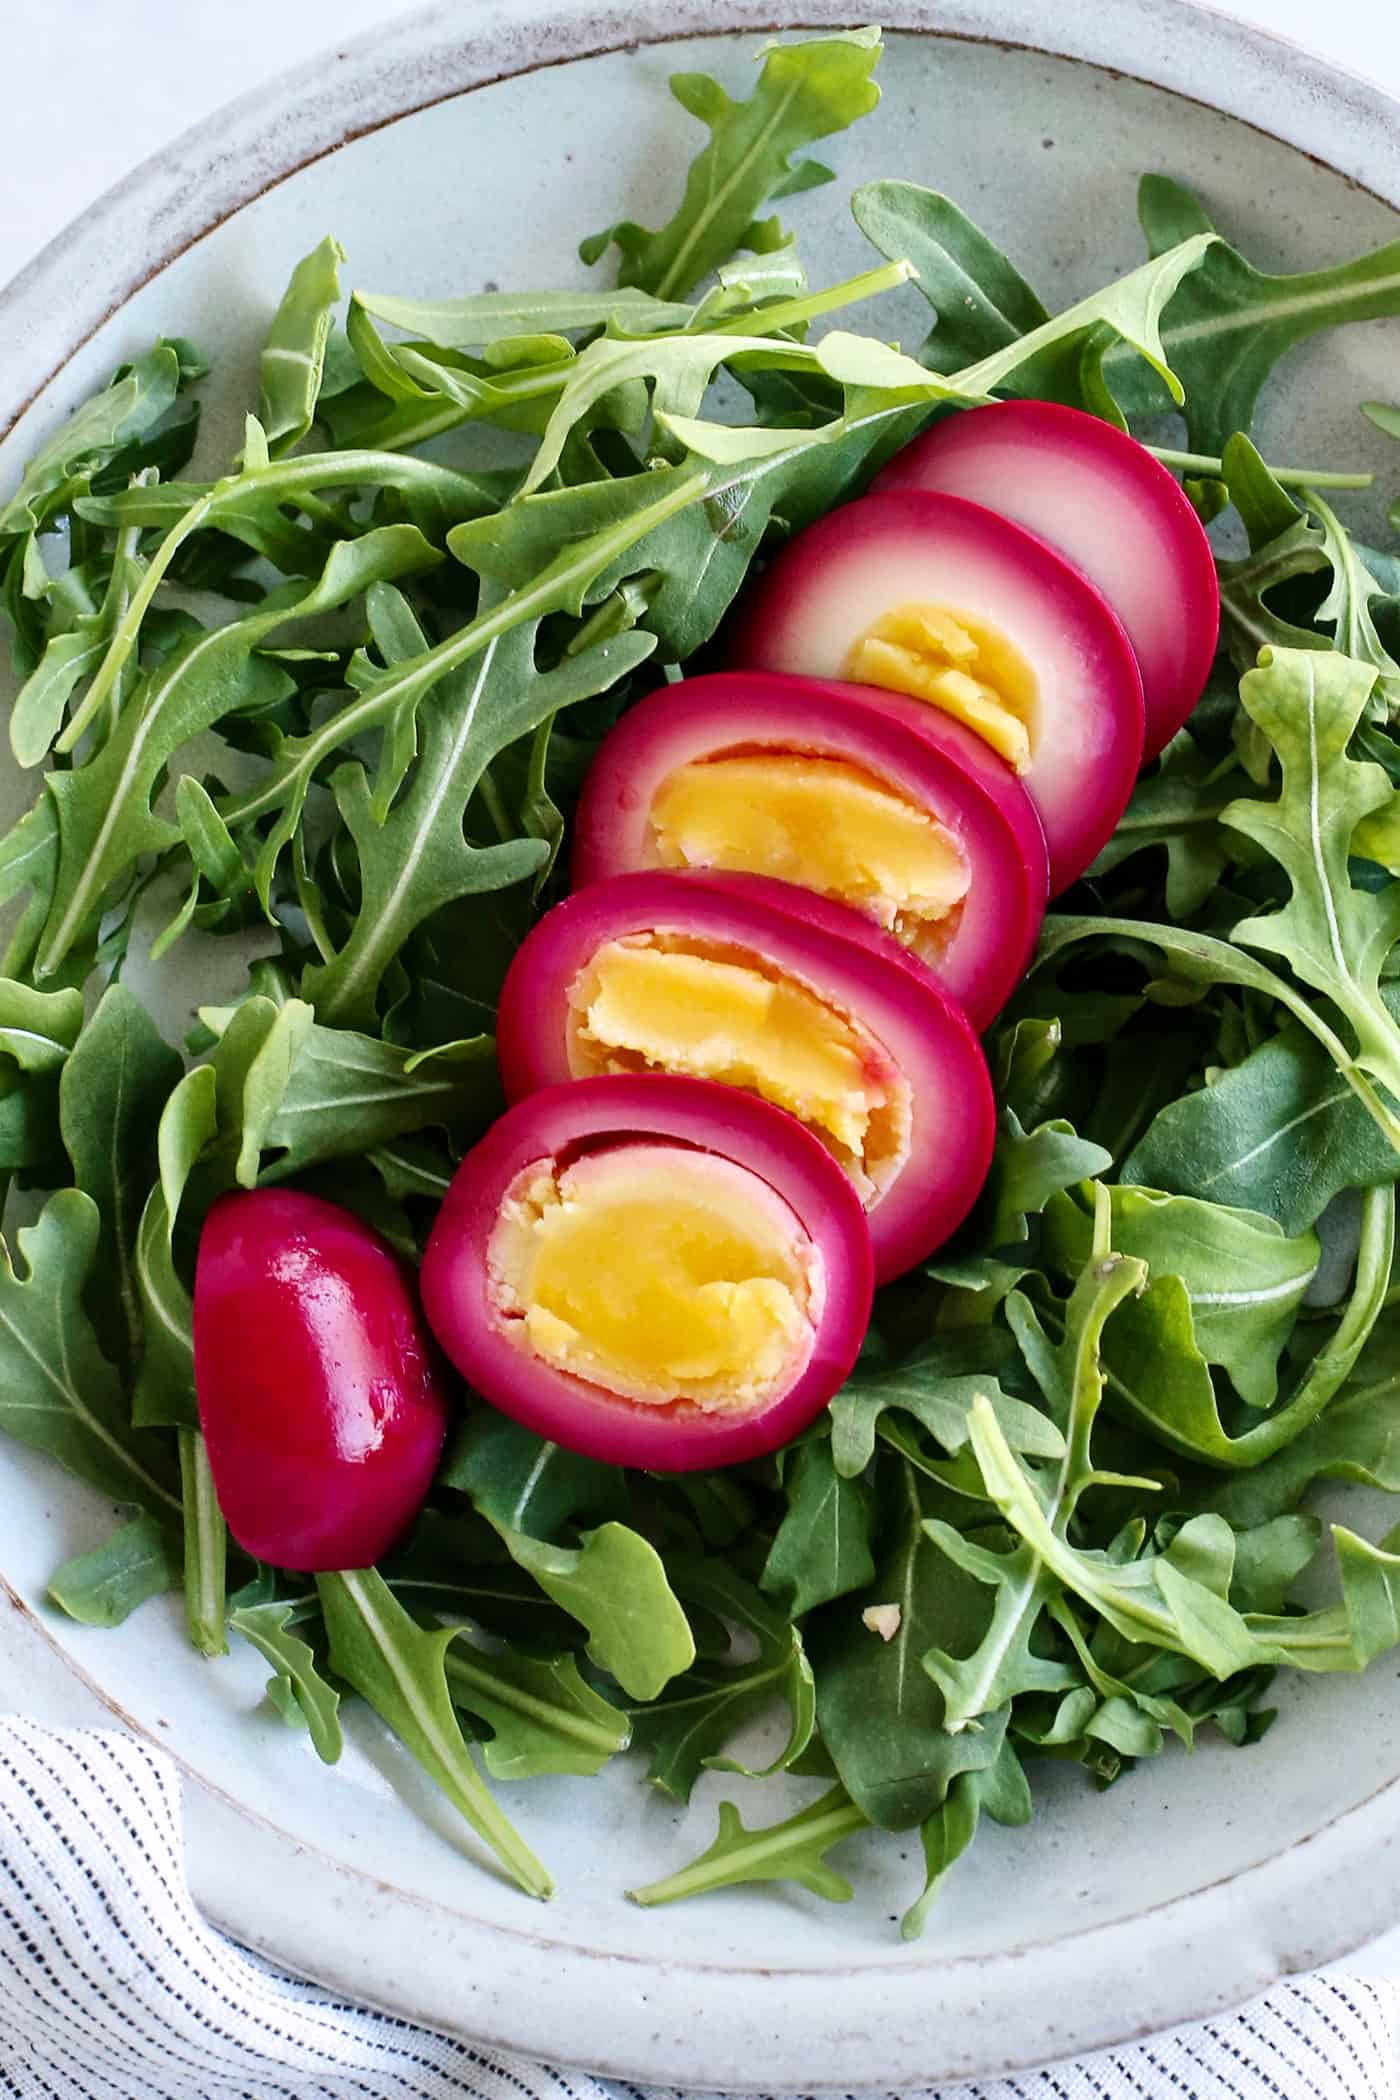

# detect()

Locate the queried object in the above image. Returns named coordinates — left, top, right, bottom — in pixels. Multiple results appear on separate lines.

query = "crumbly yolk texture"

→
left=649, top=754, right=970, bottom=947
left=843, top=603, right=1039, bottom=773
left=486, top=1146, right=817, bottom=1410
left=567, top=937, right=910, bottom=1203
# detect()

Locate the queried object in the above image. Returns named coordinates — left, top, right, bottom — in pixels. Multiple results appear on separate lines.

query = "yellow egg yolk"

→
left=843, top=604, right=1039, bottom=773
left=565, top=936, right=910, bottom=1203
left=648, top=753, right=970, bottom=951
left=486, top=1145, right=818, bottom=1409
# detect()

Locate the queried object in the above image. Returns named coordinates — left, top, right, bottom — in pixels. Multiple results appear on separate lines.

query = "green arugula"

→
left=3, top=23, right=1400, bottom=1930
left=582, top=29, right=883, bottom=299
left=227, top=1595, right=344, bottom=1761
left=318, top=1567, right=553, bottom=1896
left=626, top=1559, right=815, bottom=1800
left=628, top=1784, right=870, bottom=1908
left=47, top=1515, right=182, bottom=1629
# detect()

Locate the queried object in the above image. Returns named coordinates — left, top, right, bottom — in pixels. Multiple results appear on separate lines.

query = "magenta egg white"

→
left=494, top=867, right=996, bottom=1284
left=873, top=401, right=1221, bottom=760
left=571, top=667, right=1049, bottom=1027
left=731, top=488, right=1146, bottom=894
left=419, top=1074, right=874, bottom=1471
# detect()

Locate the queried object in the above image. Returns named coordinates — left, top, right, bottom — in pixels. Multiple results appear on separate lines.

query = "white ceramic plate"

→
left=3, top=1, right=1400, bottom=2085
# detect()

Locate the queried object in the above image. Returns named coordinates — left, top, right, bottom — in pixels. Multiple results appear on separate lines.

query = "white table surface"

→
left=4, top=0, right=1400, bottom=1994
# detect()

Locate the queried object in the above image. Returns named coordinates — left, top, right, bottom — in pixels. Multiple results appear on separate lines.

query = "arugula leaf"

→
left=441, top=1412, right=624, bottom=1538
left=227, top=1597, right=344, bottom=1762
left=258, top=236, right=345, bottom=457
left=352, top=285, right=694, bottom=345
left=1214, top=1314, right=1400, bottom=1525
left=302, top=601, right=653, bottom=1029
left=130, top=1187, right=198, bottom=1430
left=1036, top=914, right=1400, bottom=1155
left=810, top=1460, right=1026, bottom=1826
left=901, top=1744, right=1031, bottom=1941
left=930, top=1112, right=1112, bottom=1310
left=0, top=1191, right=180, bottom=1516
left=218, top=467, right=707, bottom=889
left=0, top=978, right=82, bottom=1072
left=34, top=524, right=441, bottom=979
left=851, top=181, right=1049, bottom=371
left=1125, top=1021, right=1400, bottom=1234
left=583, top=30, right=882, bottom=300
left=959, top=1392, right=1260, bottom=1680
left=628, top=1784, right=869, bottom=1907
left=923, top=1228, right=1256, bottom=1728
left=828, top=1339, right=1063, bottom=1480
left=1088, top=731, right=1249, bottom=920
left=317, top=1567, right=552, bottom=1897
left=1122, top=175, right=1400, bottom=451
left=196, top=998, right=496, bottom=1187
left=492, top=1523, right=695, bottom=1700
left=1042, top=1185, right=1319, bottom=1409
left=1309, top=492, right=1400, bottom=717
left=1222, top=648, right=1400, bottom=1117
left=626, top=1560, right=815, bottom=1801
left=761, top=1439, right=876, bottom=1615
left=47, top=1515, right=181, bottom=1628
left=443, top=1642, right=629, bottom=1781
left=1249, top=1522, right=1400, bottom=1674
left=0, top=345, right=181, bottom=541
left=59, top=985, right=182, bottom=1372
left=665, top=233, right=1214, bottom=471
left=1099, top=1186, right=1392, bottom=1471
left=10, top=506, right=148, bottom=767
left=849, top=182, right=1211, bottom=416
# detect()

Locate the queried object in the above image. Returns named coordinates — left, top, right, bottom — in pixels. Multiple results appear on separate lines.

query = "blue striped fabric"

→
left=0, top=1720, right=1390, bottom=2100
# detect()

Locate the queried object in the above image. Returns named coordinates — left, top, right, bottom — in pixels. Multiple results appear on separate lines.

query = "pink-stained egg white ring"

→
left=419, top=1074, right=873, bottom=1471
left=571, top=668, right=1048, bottom=1027
left=495, top=868, right=995, bottom=1283
left=874, top=400, right=1220, bottom=760
left=730, top=488, right=1146, bottom=894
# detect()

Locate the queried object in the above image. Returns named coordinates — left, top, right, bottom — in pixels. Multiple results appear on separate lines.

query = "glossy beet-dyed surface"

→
left=194, top=1189, right=451, bottom=1570
left=731, top=489, right=1145, bottom=893
left=874, top=401, right=1219, bottom=759
left=496, top=869, right=995, bottom=1282
left=420, top=1074, right=873, bottom=1471
left=571, top=669, right=1048, bottom=1025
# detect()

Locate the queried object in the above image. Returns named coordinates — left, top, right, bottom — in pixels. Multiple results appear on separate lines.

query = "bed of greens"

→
left=2, top=24, right=1400, bottom=1933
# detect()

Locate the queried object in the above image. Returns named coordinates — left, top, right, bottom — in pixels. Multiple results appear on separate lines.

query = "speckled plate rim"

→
left=2, top=0, right=1400, bottom=2086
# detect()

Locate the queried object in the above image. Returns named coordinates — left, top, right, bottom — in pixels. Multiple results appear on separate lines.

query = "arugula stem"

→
left=709, top=258, right=915, bottom=337
left=61, top=492, right=214, bottom=748
left=178, top=1428, right=228, bottom=1657
left=443, top=1651, right=624, bottom=1757
left=349, top=359, right=573, bottom=455
left=475, top=768, right=515, bottom=844
left=1147, top=446, right=1373, bottom=491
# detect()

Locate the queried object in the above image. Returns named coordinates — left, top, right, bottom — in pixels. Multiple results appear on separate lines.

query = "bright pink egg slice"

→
left=194, top=1189, right=451, bottom=1571
left=571, top=669, right=1048, bottom=1028
left=419, top=1074, right=873, bottom=1470
left=730, top=489, right=1145, bottom=893
left=495, top=868, right=995, bottom=1283
left=873, top=401, right=1219, bottom=759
